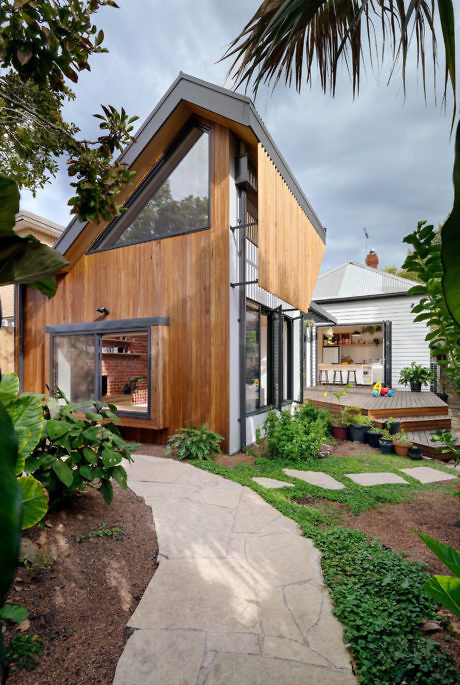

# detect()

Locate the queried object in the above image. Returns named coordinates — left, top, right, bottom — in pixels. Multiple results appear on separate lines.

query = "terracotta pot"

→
left=332, top=425, right=348, bottom=441
left=393, top=442, right=412, bottom=457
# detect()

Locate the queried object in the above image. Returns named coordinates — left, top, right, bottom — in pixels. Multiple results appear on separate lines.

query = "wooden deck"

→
left=304, top=385, right=455, bottom=459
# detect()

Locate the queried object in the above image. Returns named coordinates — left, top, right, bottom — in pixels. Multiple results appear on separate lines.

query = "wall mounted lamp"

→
left=96, top=306, right=110, bottom=316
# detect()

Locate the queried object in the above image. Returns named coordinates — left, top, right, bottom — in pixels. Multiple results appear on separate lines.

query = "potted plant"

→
left=379, top=429, right=394, bottom=455
left=432, top=345, right=449, bottom=402
left=392, top=430, right=413, bottom=457
left=347, top=413, right=374, bottom=443
left=385, top=416, right=400, bottom=435
left=398, top=362, right=434, bottom=392
left=366, top=425, right=383, bottom=449
left=323, top=385, right=351, bottom=441
left=408, top=445, right=423, bottom=460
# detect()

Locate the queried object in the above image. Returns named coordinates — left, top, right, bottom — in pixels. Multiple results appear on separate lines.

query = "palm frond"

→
left=224, top=0, right=454, bottom=111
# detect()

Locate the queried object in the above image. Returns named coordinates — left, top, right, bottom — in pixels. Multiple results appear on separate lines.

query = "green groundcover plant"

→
left=192, top=455, right=458, bottom=683
left=167, top=422, right=224, bottom=461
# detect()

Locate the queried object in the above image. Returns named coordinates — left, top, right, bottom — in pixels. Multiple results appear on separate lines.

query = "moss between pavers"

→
left=192, top=454, right=458, bottom=684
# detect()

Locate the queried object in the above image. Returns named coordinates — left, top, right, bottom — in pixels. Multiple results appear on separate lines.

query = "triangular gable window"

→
left=92, top=123, right=210, bottom=250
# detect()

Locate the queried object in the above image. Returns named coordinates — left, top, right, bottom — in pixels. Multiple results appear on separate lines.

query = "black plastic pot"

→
left=386, top=421, right=400, bottom=435
left=366, top=431, right=382, bottom=448
left=349, top=424, right=368, bottom=443
left=408, top=446, right=423, bottom=460
left=410, top=381, right=422, bottom=392
left=436, top=392, right=449, bottom=403
left=379, top=439, right=394, bottom=455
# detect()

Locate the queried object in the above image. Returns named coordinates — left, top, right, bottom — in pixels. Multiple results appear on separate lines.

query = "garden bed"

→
left=3, top=484, right=158, bottom=684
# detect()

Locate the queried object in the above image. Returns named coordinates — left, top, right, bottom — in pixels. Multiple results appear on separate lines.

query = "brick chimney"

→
left=365, top=249, right=379, bottom=269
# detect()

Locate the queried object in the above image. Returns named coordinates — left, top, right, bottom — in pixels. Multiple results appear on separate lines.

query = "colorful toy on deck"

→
left=373, top=381, right=394, bottom=397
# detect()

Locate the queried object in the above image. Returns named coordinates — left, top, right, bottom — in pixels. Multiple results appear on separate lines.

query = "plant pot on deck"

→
left=408, top=446, right=423, bottom=460
left=393, top=441, right=412, bottom=457
left=410, top=381, right=422, bottom=392
left=332, top=425, right=348, bottom=441
left=385, top=421, right=400, bottom=435
left=349, top=424, right=368, bottom=443
left=436, top=392, right=449, bottom=403
left=379, top=438, right=394, bottom=455
left=366, top=430, right=382, bottom=449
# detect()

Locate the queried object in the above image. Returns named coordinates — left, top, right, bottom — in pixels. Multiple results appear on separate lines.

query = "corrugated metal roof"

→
left=313, top=261, right=419, bottom=301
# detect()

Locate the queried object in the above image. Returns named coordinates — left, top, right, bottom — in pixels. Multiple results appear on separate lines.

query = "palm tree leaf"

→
left=441, top=120, right=460, bottom=325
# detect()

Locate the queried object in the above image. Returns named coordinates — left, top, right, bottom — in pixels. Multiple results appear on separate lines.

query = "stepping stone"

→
left=400, top=466, right=458, bottom=484
left=345, top=472, right=408, bottom=486
left=283, top=469, right=346, bottom=490
left=252, top=477, right=295, bottom=489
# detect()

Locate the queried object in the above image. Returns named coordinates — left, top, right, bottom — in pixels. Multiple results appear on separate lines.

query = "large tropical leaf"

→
left=423, top=575, right=460, bottom=618
left=414, top=530, right=460, bottom=577
left=5, top=394, right=44, bottom=459
left=0, top=372, right=19, bottom=404
left=0, top=175, right=19, bottom=237
left=441, top=119, right=460, bottom=326
left=18, top=476, right=49, bottom=529
left=224, top=0, right=452, bottom=106
left=0, top=604, right=29, bottom=624
left=0, top=173, right=68, bottom=297
left=0, top=402, right=22, bottom=663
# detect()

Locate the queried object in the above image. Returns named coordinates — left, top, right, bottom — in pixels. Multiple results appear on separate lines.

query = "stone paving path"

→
left=113, top=455, right=356, bottom=685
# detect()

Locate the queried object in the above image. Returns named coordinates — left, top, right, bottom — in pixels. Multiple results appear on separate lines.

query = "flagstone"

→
left=345, top=472, right=408, bottom=486
left=399, top=466, right=458, bottom=484
left=252, top=476, right=295, bottom=489
left=283, top=469, right=346, bottom=490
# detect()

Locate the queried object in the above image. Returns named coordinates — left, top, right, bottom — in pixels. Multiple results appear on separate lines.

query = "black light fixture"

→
left=96, top=306, right=110, bottom=316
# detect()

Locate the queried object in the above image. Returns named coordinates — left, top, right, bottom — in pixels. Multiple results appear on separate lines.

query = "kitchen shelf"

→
left=102, top=352, right=142, bottom=356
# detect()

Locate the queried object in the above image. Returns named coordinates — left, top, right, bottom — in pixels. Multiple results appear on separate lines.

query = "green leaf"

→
left=46, top=419, right=71, bottom=440
left=99, top=479, right=113, bottom=505
left=83, top=426, right=100, bottom=442
left=19, top=475, right=48, bottom=529
left=0, top=604, right=29, bottom=623
left=79, top=465, right=93, bottom=480
left=423, top=575, right=460, bottom=618
left=52, top=459, right=74, bottom=487
left=0, top=373, right=19, bottom=403
left=85, top=410, right=103, bottom=421
left=6, top=394, right=44, bottom=458
left=0, top=402, right=22, bottom=615
left=0, top=232, right=68, bottom=296
left=414, top=529, right=460, bottom=576
left=110, top=465, right=127, bottom=489
left=101, top=448, right=122, bottom=468
left=441, top=119, right=460, bottom=325
left=83, top=447, right=97, bottom=464
left=0, top=175, right=19, bottom=237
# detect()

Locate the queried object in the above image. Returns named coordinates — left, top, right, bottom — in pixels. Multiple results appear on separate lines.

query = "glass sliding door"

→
left=245, top=303, right=260, bottom=412
left=53, top=334, right=96, bottom=404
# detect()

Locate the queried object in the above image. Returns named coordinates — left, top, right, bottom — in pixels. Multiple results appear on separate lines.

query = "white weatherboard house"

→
left=309, top=251, right=431, bottom=391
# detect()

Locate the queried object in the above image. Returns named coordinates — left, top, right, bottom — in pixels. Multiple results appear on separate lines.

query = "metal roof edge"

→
left=54, top=72, right=325, bottom=255
left=314, top=291, right=418, bottom=304
left=309, top=301, right=337, bottom=323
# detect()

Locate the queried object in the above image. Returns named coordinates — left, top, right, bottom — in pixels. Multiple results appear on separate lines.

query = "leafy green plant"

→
left=259, top=408, right=328, bottom=462
left=399, top=362, right=434, bottom=387
left=386, top=417, right=399, bottom=427
left=0, top=605, right=29, bottom=625
left=76, top=522, right=124, bottom=543
left=392, top=430, right=413, bottom=444
left=166, top=423, right=224, bottom=461
left=413, top=530, right=460, bottom=618
left=6, top=633, right=45, bottom=672
left=431, top=429, right=460, bottom=463
left=341, top=406, right=364, bottom=426
left=26, top=392, right=136, bottom=506
left=22, top=553, right=54, bottom=574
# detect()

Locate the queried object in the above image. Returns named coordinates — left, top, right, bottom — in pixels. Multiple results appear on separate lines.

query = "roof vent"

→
left=365, top=249, right=379, bottom=269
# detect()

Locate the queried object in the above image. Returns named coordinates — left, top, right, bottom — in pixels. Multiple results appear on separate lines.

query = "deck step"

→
left=406, top=430, right=457, bottom=461
left=372, top=415, right=452, bottom=431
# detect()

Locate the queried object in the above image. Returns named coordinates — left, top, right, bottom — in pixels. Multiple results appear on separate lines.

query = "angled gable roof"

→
left=313, top=261, right=419, bottom=301
left=54, top=72, right=325, bottom=258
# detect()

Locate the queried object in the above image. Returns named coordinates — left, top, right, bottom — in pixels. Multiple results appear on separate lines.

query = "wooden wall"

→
left=22, top=121, right=230, bottom=447
left=257, top=145, right=325, bottom=313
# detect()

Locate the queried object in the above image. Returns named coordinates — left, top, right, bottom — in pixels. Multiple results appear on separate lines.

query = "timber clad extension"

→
left=20, top=74, right=326, bottom=452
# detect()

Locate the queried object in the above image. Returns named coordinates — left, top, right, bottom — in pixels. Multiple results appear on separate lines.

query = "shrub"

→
left=166, top=423, right=224, bottom=461
left=295, top=401, right=333, bottom=435
left=260, top=408, right=328, bottom=462
left=25, top=394, right=136, bottom=506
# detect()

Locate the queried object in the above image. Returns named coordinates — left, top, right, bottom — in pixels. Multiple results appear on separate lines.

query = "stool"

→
left=346, top=369, right=357, bottom=386
left=319, top=369, right=329, bottom=384
left=333, top=369, right=344, bottom=385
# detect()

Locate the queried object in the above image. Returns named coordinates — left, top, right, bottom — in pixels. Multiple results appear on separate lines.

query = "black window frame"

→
left=88, top=120, right=212, bottom=254
left=47, top=318, right=169, bottom=419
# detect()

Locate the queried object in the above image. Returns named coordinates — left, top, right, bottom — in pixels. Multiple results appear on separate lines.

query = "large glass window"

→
left=52, top=329, right=150, bottom=417
left=92, top=124, right=210, bottom=250
left=245, top=302, right=271, bottom=413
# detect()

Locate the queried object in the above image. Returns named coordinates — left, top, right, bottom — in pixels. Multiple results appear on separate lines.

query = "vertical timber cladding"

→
left=21, top=121, right=231, bottom=446
left=257, top=145, right=325, bottom=313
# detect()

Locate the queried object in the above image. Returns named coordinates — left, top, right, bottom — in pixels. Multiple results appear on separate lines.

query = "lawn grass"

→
left=192, top=453, right=459, bottom=683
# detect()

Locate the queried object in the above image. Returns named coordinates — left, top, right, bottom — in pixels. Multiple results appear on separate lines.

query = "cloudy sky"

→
left=20, top=0, right=458, bottom=274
